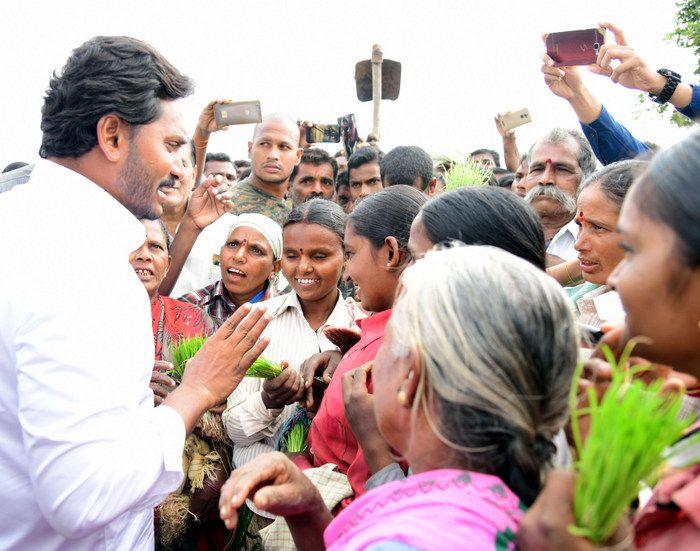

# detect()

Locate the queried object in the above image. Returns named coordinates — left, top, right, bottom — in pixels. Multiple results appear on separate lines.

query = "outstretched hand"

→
left=219, top=452, right=327, bottom=529
left=178, top=304, right=271, bottom=410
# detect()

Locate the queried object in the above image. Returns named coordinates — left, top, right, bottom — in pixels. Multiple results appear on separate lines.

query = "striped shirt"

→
left=178, top=279, right=273, bottom=322
left=223, top=290, right=365, bottom=469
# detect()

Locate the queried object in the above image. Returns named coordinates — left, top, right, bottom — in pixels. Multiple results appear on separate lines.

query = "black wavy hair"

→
left=40, top=36, right=193, bottom=158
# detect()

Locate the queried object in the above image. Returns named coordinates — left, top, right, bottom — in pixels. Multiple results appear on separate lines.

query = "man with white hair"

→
left=523, top=128, right=597, bottom=262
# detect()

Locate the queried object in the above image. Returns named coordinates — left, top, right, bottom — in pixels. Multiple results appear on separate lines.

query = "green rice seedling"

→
left=170, top=335, right=208, bottom=382
left=443, top=159, right=492, bottom=190
left=568, top=342, right=694, bottom=544
left=245, top=356, right=283, bottom=379
left=284, top=421, right=310, bottom=453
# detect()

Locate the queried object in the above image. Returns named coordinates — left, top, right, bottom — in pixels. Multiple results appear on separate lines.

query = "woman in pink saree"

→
left=218, top=245, right=578, bottom=550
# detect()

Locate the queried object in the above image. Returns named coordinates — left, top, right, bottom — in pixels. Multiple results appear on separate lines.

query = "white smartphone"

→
left=497, top=108, right=532, bottom=133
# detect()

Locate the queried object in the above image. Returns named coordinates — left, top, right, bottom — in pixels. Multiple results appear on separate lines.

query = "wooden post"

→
left=371, top=44, right=383, bottom=140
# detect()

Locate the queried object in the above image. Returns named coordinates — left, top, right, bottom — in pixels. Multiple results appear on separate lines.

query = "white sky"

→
left=1, top=0, right=696, bottom=169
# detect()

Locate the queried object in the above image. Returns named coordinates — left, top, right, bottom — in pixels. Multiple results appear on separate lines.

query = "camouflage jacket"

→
left=229, top=176, right=291, bottom=226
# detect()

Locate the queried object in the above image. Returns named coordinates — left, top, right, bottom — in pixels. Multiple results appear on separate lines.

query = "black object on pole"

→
left=354, top=59, right=401, bottom=102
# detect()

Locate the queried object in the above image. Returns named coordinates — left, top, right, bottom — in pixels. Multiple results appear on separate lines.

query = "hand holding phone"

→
left=306, top=124, right=341, bottom=143
left=213, top=100, right=262, bottom=128
left=545, top=28, right=606, bottom=67
left=496, top=108, right=532, bottom=133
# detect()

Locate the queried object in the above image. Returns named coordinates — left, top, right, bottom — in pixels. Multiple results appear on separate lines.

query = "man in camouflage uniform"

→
left=228, top=114, right=302, bottom=226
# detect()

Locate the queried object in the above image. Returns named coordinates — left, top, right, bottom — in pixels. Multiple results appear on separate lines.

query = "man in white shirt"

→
left=0, top=36, right=271, bottom=550
left=522, top=128, right=598, bottom=262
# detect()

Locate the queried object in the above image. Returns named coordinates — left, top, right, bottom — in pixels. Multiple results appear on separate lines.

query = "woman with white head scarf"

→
left=179, top=213, right=283, bottom=322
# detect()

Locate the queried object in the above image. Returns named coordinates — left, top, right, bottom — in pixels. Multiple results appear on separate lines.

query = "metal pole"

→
left=371, top=44, right=383, bottom=140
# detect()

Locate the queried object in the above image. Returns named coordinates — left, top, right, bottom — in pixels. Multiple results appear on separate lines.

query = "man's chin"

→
left=127, top=201, right=163, bottom=221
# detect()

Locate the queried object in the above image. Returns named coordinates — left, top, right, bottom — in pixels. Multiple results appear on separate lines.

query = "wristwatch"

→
left=649, top=68, right=681, bottom=105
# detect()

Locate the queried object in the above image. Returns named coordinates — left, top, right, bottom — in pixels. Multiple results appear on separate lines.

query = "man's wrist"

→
left=164, top=381, right=212, bottom=432
left=181, top=212, right=205, bottom=234
left=648, top=73, right=669, bottom=96
left=195, top=125, right=211, bottom=142
left=569, top=88, right=603, bottom=125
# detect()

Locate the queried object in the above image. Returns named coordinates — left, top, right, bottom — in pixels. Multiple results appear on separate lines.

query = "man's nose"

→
left=171, top=156, right=186, bottom=180
left=538, top=164, right=556, bottom=186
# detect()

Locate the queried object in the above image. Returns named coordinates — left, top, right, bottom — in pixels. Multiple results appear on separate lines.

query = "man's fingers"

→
left=542, top=64, right=565, bottom=78
left=151, top=385, right=169, bottom=399
left=151, top=371, right=176, bottom=387
left=610, top=58, right=638, bottom=83
left=353, top=362, right=372, bottom=391
left=598, top=46, right=633, bottom=70
left=212, top=303, right=253, bottom=341
left=229, top=307, right=270, bottom=351
left=599, top=21, right=627, bottom=46
left=588, top=64, right=612, bottom=77
left=341, top=370, right=354, bottom=403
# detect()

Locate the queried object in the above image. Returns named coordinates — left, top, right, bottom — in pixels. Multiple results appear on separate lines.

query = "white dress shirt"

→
left=223, top=290, right=364, bottom=468
left=547, top=218, right=579, bottom=261
left=0, top=159, right=185, bottom=550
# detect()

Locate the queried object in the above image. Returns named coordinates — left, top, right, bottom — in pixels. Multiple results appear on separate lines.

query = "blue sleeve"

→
left=677, top=84, right=700, bottom=120
left=366, top=542, right=420, bottom=551
left=579, top=105, right=649, bottom=166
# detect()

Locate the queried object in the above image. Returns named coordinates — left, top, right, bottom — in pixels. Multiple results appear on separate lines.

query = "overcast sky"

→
left=1, top=0, right=696, bottom=168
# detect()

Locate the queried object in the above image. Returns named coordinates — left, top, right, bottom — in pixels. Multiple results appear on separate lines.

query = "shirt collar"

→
left=31, top=158, right=146, bottom=254
left=274, top=289, right=349, bottom=327
left=551, top=217, right=579, bottom=243
left=357, top=309, right=392, bottom=341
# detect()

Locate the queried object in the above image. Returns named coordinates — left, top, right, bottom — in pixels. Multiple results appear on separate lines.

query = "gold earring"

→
left=397, top=390, right=407, bottom=405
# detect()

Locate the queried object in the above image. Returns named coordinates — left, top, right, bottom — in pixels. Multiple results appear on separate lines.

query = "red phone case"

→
left=545, top=29, right=605, bottom=66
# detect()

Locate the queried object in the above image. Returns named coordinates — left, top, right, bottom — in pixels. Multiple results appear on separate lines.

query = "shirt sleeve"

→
left=222, top=377, right=287, bottom=445
left=13, top=281, right=185, bottom=540
left=677, top=83, right=700, bottom=120
left=579, top=105, right=649, bottom=165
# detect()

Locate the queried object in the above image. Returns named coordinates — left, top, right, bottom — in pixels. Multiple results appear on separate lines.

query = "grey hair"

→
left=524, top=185, right=577, bottom=215
left=284, top=197, right=346, bottom=243
left=527, top=128, right=598, bottom=182
left=390, top=244, right=577, bottom=505
left=578, top=159, right=647, bottom=210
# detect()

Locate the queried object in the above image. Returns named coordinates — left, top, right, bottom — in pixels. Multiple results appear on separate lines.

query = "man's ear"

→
left=427, top=177, right=438, bottom=197
left=385, top=236, right=402, bottom=269
left=247, top=142, right=253, bottom=159
left=295, top=147, right=303, bottom=164
left=96, top=114, right=129, bottom=163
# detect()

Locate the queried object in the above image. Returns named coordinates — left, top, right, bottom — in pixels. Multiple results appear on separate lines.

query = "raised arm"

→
left=494, top=116, right=521, bottom=172
left=540, top=47, right=648, bottom=165
left=158, top=174, right=232, bottom=296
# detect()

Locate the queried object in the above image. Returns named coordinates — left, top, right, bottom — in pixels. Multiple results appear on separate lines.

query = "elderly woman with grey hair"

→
left=219, top=245, right=578, bottom=550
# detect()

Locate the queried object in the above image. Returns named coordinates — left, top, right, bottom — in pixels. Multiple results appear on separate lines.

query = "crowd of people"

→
left=0, top=19, right=699, bottom=551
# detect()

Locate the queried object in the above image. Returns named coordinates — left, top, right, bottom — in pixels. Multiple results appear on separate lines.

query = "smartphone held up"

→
left=213, top=100, right=262, bottom=128
left=496, top=108, right=532, bottom=133
left=306, top=123, right=341, bottom=144
left=545, top=28, right=606, bottom=67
